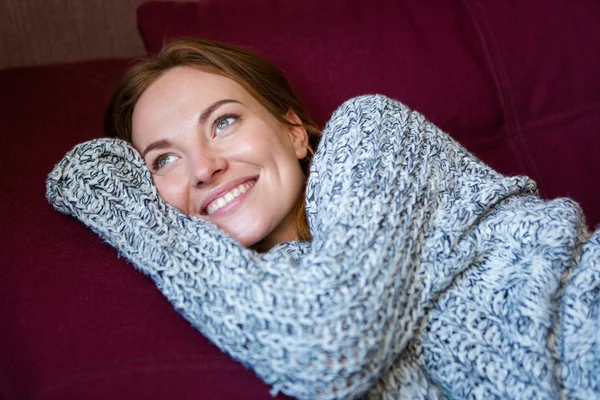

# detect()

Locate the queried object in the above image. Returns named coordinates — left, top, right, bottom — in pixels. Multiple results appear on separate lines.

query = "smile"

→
left=205, top=180, right=256, bottom=215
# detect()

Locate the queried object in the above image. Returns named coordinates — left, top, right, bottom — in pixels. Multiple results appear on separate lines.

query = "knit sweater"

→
left=47, top=95, right=599, bottom=399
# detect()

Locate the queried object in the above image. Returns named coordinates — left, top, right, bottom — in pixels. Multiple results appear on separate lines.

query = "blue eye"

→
left=153, top=154, right=177, bottom=171
left=215, top=115, right=238, bottom=134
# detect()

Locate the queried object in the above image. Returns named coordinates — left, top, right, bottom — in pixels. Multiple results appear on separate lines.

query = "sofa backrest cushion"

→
left=137, top=0, right=600, bottom=228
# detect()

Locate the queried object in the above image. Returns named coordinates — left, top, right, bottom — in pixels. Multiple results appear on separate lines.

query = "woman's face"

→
left=131, top=66, right=308, bottom=251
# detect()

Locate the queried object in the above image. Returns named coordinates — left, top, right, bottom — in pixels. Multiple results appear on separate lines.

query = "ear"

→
left=285, top=111, right=309, bottom=160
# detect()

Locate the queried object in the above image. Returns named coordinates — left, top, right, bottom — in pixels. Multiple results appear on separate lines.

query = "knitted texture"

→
left=46, top=95, right=599, bottom=399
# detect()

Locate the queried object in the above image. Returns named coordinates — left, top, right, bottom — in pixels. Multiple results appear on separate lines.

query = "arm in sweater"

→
left=46, top=95, right=536, bottom=399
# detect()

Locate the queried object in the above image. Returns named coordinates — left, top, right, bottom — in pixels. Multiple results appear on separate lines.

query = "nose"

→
left=189, top=147, right=228, bottom=187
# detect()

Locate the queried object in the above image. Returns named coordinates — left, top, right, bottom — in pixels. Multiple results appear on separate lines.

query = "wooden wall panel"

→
left=0, top=0, right=190, bottom=69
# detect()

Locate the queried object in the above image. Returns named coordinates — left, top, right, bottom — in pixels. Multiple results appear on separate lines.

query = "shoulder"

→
left=332, top=94, right=411, bottom=117
left=320, top=94, right=414, bottom=143
left=324, top=95, right=414, bottom=134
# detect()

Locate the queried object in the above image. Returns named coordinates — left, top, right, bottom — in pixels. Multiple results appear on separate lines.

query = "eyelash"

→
left=213, top=113, right=241, bottom=134
left=150, top=112, right=242, bottom=172
left=151, top=154, right=175, bottom=173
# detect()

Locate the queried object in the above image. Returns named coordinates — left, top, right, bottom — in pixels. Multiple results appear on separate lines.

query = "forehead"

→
left=131, top=66, right=260, bottom=145
left=136, top=66, right=250, bottom=111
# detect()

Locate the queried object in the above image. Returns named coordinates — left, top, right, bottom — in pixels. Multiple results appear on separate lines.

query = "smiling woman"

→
left=105, top=37, right=322, bottom=251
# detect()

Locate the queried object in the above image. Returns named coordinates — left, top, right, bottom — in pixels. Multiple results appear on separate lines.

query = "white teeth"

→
left=205, top=181, right=254, bottom=215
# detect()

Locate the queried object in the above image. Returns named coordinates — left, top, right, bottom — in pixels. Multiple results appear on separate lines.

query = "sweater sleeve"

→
left=46, top=95, right=537, bottom=399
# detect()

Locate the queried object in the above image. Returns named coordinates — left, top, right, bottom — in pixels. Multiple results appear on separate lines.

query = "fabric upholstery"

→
left=2, top=0, right=599, bottom=398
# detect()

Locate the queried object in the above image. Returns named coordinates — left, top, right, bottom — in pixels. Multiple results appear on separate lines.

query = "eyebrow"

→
left=140, top=99, right=242, bottom=159
left=141, top=139, right=172, bottom=159
left=198, top=98, right=242, bottom=125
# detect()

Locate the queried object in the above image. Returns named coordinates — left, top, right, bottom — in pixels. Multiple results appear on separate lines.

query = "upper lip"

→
left=199, top=175, right=259, bottom=214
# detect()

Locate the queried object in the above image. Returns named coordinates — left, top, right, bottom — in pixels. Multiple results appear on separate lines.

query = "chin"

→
left=221, top=224, right=268, bottom=249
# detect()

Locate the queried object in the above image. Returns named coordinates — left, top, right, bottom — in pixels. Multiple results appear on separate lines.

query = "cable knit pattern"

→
left=46, top=95, right=599, bottom=399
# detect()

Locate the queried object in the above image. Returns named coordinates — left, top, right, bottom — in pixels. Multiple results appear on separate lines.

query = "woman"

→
left=104, top=38, right=321, bottom=251
left=48, top=38, right=599, bottom=399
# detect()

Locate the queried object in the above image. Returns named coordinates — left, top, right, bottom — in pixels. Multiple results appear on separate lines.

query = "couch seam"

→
left=518, top=100, right=600, bottom=134
left=462, top=0, right=540, bottom=179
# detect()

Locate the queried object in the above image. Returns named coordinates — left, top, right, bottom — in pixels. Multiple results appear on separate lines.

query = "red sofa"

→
left=2, top=1, right=599, bottom=398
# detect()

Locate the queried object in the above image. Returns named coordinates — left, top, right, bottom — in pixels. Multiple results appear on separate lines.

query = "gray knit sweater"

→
left=47, top=95, right=599, bottom=399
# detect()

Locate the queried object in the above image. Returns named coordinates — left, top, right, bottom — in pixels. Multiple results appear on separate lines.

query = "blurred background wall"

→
left=0, top=0, right=188, bottom=69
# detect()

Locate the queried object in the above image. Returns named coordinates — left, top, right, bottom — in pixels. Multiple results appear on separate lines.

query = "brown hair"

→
left=104, top=37, right=320, bottom=241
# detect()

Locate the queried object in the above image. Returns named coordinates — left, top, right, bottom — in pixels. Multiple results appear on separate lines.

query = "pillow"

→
left=137, top=0, right=600, bottom=228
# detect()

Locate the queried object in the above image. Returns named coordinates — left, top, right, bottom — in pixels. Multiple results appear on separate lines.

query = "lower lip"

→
left=204, top=180, right=256, bottom=217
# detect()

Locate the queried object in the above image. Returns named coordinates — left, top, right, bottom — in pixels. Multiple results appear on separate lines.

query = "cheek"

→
left=153, top=176, right=189, bottom=213
left=261, top=152, right=306, bottom=214
left=284, top=163, right=307, bottom=201
left=262, top=135, right=306, bottom=195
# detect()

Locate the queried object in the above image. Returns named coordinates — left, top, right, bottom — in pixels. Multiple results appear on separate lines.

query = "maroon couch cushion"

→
left=138, top=0, right=600, bottom=228
left=468, top=0, right=600, bottom=229
left=0, top=60, right=285, bottom=399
